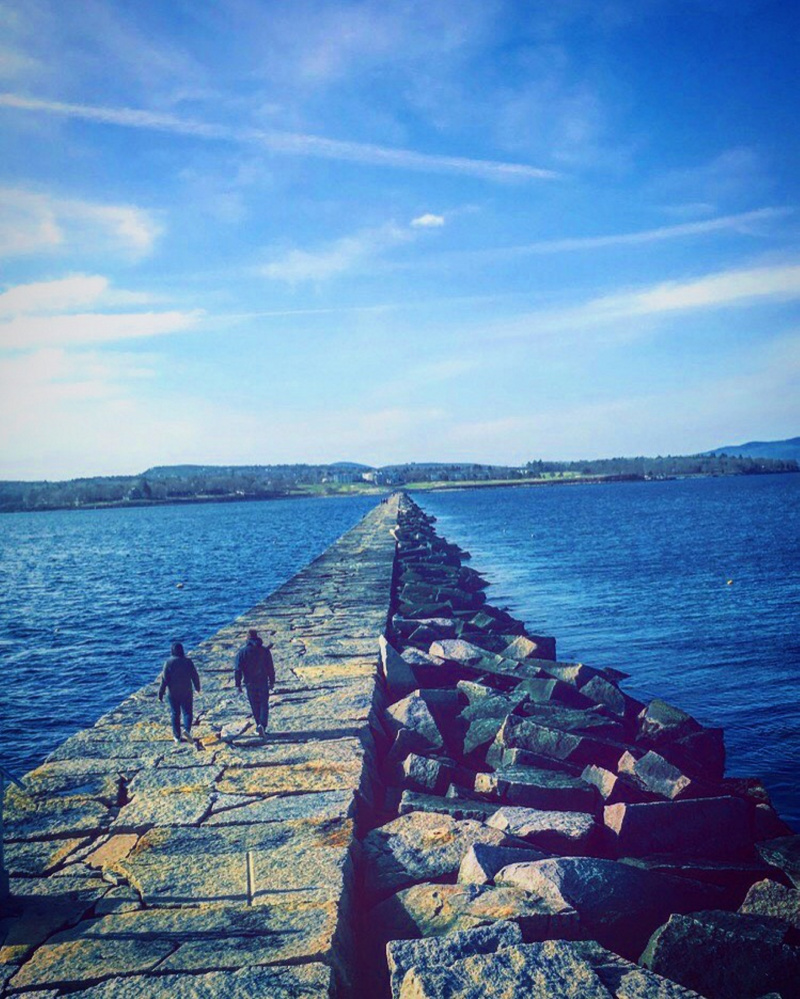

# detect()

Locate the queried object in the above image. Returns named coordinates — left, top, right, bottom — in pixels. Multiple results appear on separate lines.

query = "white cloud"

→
left=585, top=263, right=800, bottom=321
left=0, top=275, right=108, bottom=316
left=501, top=262, right=800, bottom=340
left=262, top=224, right=413, bottom=284
left=417, top=208, right=792, bottom=271
left=0, top=273, right=193, bottom=349
left=0, top=92, right=559, bottom=182
left=1, top=310, right=201, bottom=350
left=411, top=213, right=445, bottom=228
left=0, top=185, right=162, bottom=259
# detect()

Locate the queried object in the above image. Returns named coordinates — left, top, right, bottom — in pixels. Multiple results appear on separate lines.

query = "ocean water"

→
left=415, top=474, right=800, bottom=830
left=1, top=478, right=798, bottom=830
left=0, top=494, right=377, bottom=780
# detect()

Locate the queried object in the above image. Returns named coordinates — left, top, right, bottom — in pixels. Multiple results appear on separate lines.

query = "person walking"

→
left=158, top=641, right=201, bottom=743
left=234, top=628, right=275, bottom=738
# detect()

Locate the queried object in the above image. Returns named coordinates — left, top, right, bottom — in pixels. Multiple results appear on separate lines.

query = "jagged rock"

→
left=388, top=939, right=614, bottom=999
left=458, top=689, right=526, bottom=756
left=667, top=727, right=726, bottom=782
left=640, top=909, right=800, bottom=999
left=386, top=920, right=522, bottom=996
left=457, top=680, right=506, bottom=705
left=402, top=647, right=446, bottom=667
left=580, top=675, right=631, bottom=719
left=384, top=692, right=444, bottom=753
left=473, top=766, right=599, bottom=812
left=419, top=689, right=462, bottom=745
left=487, top=805, right=600, bottom=854
left=370, top=881, right=579, bottom=946
left=491, top=746, right=584, bottom=775
left=581, top=764, right=653, bottom=805
left=379, top=635, right=419, bottom=701
left=740, top=878, right=800, bottom=930
left=398, top=791, right=500, bottom=822
left=501, top=634, right=557, bottom=662
left=570, top=939, right=708, bottom=997
left=539, top=661, right=601, bottom=688
left=459, top=689, right=526, bottom=720
left=757, top=836, right=800, bottom=887
left=605, top=796, right=754, bottom=860
left=495, top=856, right=724, bottom=959
left=617, top=750, right=705, bottom=800
left=458, top=843, right=550, bottom=885
left=519, top=702, right=627, bottom=739
left=486, top=715, right=625, bottom=771
left=384, top=729, right=430, bottom=769
left=430, top=639, right=546, bottom=683
left=637, top=699, right=725, bottom=780
left=389, top=753, right=455, bottom=794
left=430, top=638, right=504, bottom=666
left=515, top=677, right=594, bottom=710
left=754, top=804, right=795, bottom=841
left=462, top=718, right=506, bottom=757
left=618, top=856, right=783, bottom=909
left=361, top=811, right=518, bottom=904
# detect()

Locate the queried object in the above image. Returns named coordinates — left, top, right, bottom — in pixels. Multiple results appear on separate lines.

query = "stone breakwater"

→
left=2, top=493, right=799, bottom=999
left=361, top=495, right=800, bottom=999
left=1, top=496, right=400, bottom=998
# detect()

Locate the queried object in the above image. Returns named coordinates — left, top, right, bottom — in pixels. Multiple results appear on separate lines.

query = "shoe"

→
left=184, top=730, right=191, bottom=740
left=257, top=725, right=266, bottom=738
left=173, top=736, right=181, bottom=743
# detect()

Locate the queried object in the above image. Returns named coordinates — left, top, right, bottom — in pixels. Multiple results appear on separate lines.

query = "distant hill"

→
left=704, top=436, right=800, bottom=461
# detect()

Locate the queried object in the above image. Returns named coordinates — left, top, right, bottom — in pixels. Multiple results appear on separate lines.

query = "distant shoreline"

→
left=2, top=467, right=796, bottom=515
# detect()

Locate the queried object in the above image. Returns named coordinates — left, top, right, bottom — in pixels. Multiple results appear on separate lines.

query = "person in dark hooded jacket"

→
left=234, top=628, right=275, bottom=738
left=159, top=641, right=201, bottom=743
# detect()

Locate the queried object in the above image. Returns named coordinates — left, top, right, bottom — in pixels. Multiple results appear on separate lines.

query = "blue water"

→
left=414, top=475, right=800, bottom=829
left=0, top=495, right=377, bottom=779
left=2, top=479, right=798, bottom=830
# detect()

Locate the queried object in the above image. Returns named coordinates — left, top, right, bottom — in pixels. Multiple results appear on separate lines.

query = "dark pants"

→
left=168, top=693, right=193, bottom=739
left=246, top=684, right=270, bottom=728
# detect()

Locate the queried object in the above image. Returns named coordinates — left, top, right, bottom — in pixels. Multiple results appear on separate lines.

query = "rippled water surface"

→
left=2, top=478, right=798, bottom=829
left=0, top=495, right=377, bottom=778
left=415, top=475, right=800, bottom=829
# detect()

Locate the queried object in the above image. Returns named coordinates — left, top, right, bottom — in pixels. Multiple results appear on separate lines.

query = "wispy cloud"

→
left=0, top=185, right=162, bottom=259
left=420, top=208, right=792, bottom=270
left=506, top=208, right=791, bottom=255
left=0, top=274, right=200, bottom=349
left=0, top=274, right=108, bottom=316
left=501, top=262, right=800, bottom=340
left=1, top=311, right=201, bottom=350
left=262, top=223, right=414, bottom=284
left=0, top=92, right=559, bottom=182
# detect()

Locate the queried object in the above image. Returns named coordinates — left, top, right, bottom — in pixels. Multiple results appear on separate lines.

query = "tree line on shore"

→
left=0, top=454, right=796, bottom=513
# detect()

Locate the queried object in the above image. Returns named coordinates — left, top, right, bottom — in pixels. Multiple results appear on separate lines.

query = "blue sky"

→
left=1, top=0, right=798, bottom=479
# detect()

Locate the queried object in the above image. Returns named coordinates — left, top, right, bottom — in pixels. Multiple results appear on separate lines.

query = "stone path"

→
left=1, top=495, right=400, bottom=998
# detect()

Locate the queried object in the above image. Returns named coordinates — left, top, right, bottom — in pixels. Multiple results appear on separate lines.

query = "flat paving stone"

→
left=62, top=963, right=334, bottom=999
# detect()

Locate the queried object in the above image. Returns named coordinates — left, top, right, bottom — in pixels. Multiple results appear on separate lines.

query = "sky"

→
left=0, top=0, right=799, bottom=479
